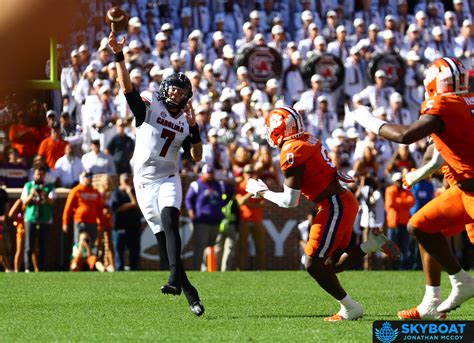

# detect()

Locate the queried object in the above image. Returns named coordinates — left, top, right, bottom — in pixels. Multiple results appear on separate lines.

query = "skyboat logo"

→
left=375, top=321, right=398, bottom=343
left=373, top=321, right=474, bottom=343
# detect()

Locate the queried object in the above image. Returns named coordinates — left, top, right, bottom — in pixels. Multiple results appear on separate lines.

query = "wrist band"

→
left=189, top=124, right=201, bottom=144
left=114, top=51, right=124, bottom=62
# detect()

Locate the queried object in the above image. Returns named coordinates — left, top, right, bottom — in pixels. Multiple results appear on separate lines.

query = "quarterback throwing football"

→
left=109, top=32, right=204, bottom=316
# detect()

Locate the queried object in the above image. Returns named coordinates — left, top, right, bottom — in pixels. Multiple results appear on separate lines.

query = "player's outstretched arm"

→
left=379, top=115, right=444, bottom=145
left=246, top=165, right=303, bottom=208
left=108, top=32, right=133, bottom=94
left=353, top=106, right=444, bottom=145
left=184, top=102, right=202, bottom=162
left=403, top=144, right=445, bottom=188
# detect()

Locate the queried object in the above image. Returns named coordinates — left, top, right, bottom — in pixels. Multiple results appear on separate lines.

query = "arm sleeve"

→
left=181, top=136, right=192, bottom=156
left=124, top=88, right=147, bottom=127
left=263, top=184, right=301, bottom=208
left=404, top=146, right=444, bottom=187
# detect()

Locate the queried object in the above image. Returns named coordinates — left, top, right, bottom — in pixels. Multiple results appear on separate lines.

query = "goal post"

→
left=27, top=37, right=60, bottom=90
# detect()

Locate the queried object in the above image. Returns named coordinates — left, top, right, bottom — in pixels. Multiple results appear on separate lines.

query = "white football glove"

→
left=402, top=171, right=416, bottom=189
left=353, top=106, right=387, bottom=134
left=245, top=178, right=269, bottom=198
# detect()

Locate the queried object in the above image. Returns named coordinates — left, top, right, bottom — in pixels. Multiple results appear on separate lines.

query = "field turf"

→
left=1, top=271, right=473, bottom=342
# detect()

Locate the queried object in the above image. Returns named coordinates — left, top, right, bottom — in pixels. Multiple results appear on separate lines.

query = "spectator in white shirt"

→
left=282, top=51, right=305, bottom=105
left=306, top=35, right=327, bottom=59
left=383, top=15, right=403, bottom=45
left=344, top=46, right=368, bottom=108
left=415, top=11, right=432, bottom=43
left=356, top=70, right=395, bottom=111
left=267, top=25, right=287, bottom=53
left=400, top=24, right=426, bottom=58
left=181, top=30, right=206, bottom=71
left=248, top=10, right=264, bottom=35
left=453, top=0, right=472, bottom=28
left=208, top=31, right=226, bottom=64
left=251, top=78, right=282, bottom=107
left=235, top=22, right=256, bottom=52
left=403, top=51, right=425, bottom=115
left=300, top=74, right=335, bottom=114
left=59, top=112, right=82, bottom=156
left=348, top=18, right=366, bottom=46
left=221, top=2, right=244, bottom=44
left=151, top=32, right=171, bottom=70
left=74, top=64, right=96, bottom=106
left=327, top=25, right=350, bottom=61
left=174, top=8, right=193, bottom=47
left=321, top=10, right=338, bottom=43
left=162, top=53, right=185, bottom=79
left=232, top=87, right=255, bottom=124
left=454, top=20, right=473, bottom=70
left=443, top=12, right=460, bottom=46
left=298, top=23, right=319, bottom=58
left=295, top=10, right=315, bottom=43
left=424, top=26, right=454, bottom=62
left=219, top=46, right=237, bottom=89
left=127, top=17, right=151, bottom=53
left=308, top=95, right=339, bottom=143
left=54, top=144, right=84, bottom=188
left=396, top=0, right=415, bottom=36
left=81, top=140, right=116, bottom=176
left=386, top=92, right=413, bottom=125
left=234, top=66, right=257, bottom=94
left=148, top=66, right=163, bottom=93
left=160, top=22, right=180, bottom=53
left=380, top=29, right=399, bottom=54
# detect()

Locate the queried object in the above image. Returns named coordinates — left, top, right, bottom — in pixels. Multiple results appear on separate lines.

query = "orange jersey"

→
left=236, top=181, right=263, bottom=222
left=38, top=136, right=68, bottom=169
left=63, top=184, right=104, bottom=226
left=280, top=134, right=336, bottom=201
left=420, top=93, right=474, bottom=183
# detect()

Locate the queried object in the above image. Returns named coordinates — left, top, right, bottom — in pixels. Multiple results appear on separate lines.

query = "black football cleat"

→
left=190, top=301, right=205, bottom=317
left=161, top=283, right=182, bottom=296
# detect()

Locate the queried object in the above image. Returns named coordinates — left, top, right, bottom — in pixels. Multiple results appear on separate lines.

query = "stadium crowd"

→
left=0, top=0, right=473, bottom=272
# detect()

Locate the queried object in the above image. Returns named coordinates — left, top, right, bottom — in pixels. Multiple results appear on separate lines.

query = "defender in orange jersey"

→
left=246, top=106, right=400, bottom=321
left=397, top=146, right=474, bottom=320
left=354, top=57, right=474, bottom=314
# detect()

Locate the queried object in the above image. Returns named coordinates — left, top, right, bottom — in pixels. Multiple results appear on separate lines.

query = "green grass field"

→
left=1, top=271, right=473, bottom=342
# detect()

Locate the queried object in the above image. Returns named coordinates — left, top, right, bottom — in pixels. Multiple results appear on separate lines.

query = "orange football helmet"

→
left=423, top=57, right=469, bottom=99
left=265, top=106, right=305, bottom=148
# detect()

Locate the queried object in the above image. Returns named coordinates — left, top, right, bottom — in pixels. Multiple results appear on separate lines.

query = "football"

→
left=105, top=6, right=128, bottom=32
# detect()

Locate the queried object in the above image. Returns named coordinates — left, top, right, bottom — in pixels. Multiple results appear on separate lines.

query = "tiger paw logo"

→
left=375, top=321, right=398, bottom=343
left=269, top=114, right=283, bottom=130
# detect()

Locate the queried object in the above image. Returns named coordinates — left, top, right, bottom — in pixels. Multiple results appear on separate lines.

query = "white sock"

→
left=425, top=285, right=441, bottom=299
left=449, top=269, right=470, bottom=285
left=420, top=285, right=441, bottom=306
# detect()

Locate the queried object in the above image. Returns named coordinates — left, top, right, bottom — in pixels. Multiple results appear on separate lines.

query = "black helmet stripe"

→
left=282, top=105, right=304, bottom=132
left=442, top=57, right=461, bottom=93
